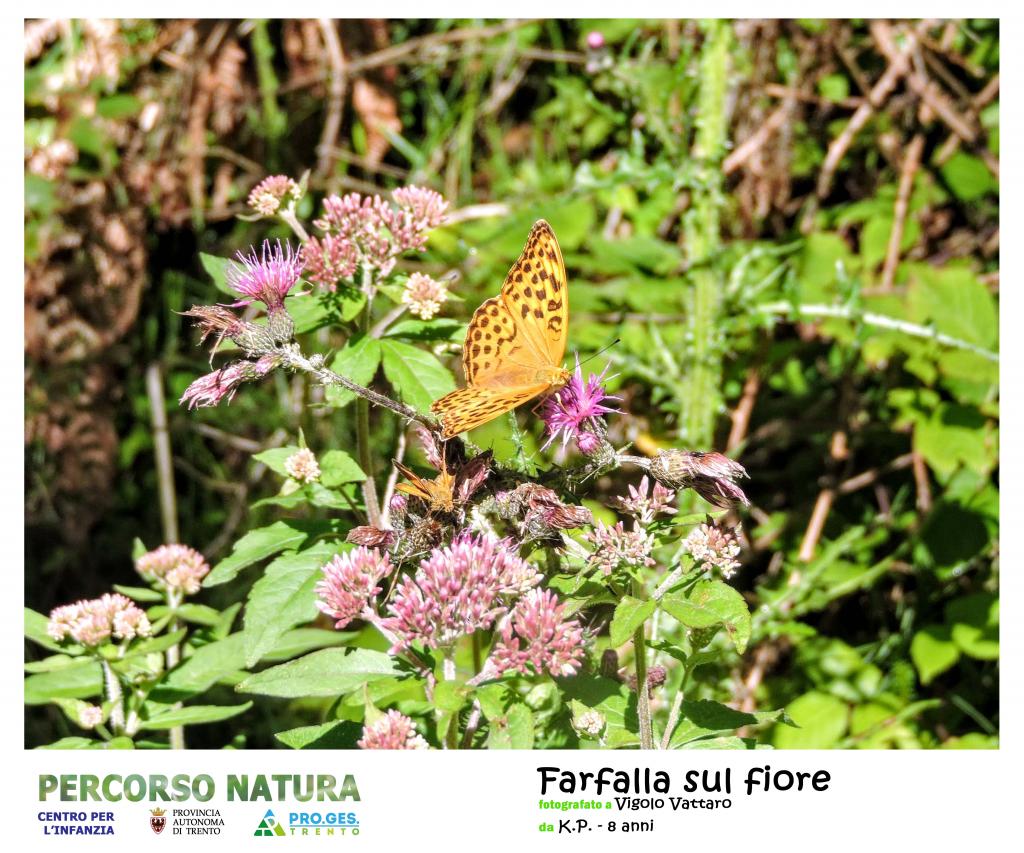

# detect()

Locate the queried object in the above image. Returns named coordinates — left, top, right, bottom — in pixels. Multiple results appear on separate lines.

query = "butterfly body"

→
left=431, top=220, right=569, bottom=439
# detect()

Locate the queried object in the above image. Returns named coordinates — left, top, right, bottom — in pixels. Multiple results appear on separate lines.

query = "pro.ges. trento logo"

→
left=254, top=809, right=286, bottom=837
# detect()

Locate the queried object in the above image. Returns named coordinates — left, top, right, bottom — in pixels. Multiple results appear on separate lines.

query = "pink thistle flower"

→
left=380, top=533, right=539, bottom=651
left=614, top=475, right=677, bottom=524
left=575, top=430, right=603, bottom=456
left=583, top=520, right=655, bottom=575
left=540, top=357, right=619, bottom=451
left=487, top=589, right=587, bottom=678
left=358, top=710, right=430, bottom=750
left=315, top=547, right=394, bottom=630
left=227, top=239, right=304, bottom=311
left=47, top=593, right=151, bottom=647
left=301, top=234, right=359, bottom=290
left=135, top=544, right=211, bottom=596
left=284, top=448, right=321, bottom=483
left=247, top=175, right=300, bottom=216
left=401, top=272, right=448, bottom=320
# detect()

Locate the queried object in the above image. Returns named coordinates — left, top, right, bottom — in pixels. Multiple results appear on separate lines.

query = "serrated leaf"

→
left=139, top=702, right=253, bottom=730
left=205, top=520, right=339, bottom=586
left=380, top=340, right=455, bottom=414
left=243, top=543, right=347, bottom=667
left=275, top=721, right=364, bottom=749
left=319, top=450, right=365, bottom=486
left=609, top=596, right=656, bottom=647
left=661, top=580, right=752, bottom=653
left=236, top=648, right=403, bottom=698
left=487, top=703, right=535, bottom=749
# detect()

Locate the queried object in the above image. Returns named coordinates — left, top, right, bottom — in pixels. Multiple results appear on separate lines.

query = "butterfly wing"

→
left=431, top=384, right=548, bottom=439
left=499, top=219, right=569, bottom=368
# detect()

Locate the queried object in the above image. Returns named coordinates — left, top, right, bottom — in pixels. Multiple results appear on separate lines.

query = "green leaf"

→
left=121, top=629, right=188, bottom=660
left=319, top=450, right=366, bottom=486
left=173, top=604, right=223, bottom=627
left=384, top=318, right=464, bottom=342
left=252, top=445, right=301, bottom=476
left=661, top=580, right=752, bottom=653
left=670, top=700, right=792, bottom=747
left=199, top=253, right=237, bottom=297
left=285, top=287, right=365, bottom=334
left=206, top=520, right=338, bottom=586
left=157, top=634, right=247, bottom=700
left=111, top=584, right=164, bottom=603
left=243, top=543, right=346, bottom=667
left=907, top=265, right=998, bottom=349
left=487, top=703, right=535, bottom=749
left=236, top=648, right=403, bottom=698
left=380, top=340, right=455, bottom=414
left=558, top=674, right=637, bottom=748
left=946, top=593, right=999, bottom=660
left=911, top=625, right=961, bottom=685
left=325, top=335, right=382, bottom=408
left=915, top=404, right=994, bottom=477
left=773, top=691, right=848, bottom=748
left=139, top=702, right=253, bottom=730
left=25, top=660, right=103, bottom=705
left=275, top=721, right=364, bottom=749
left=609, top=596, right=656, bottom=647
left=37, top=737, right=134, bottom=750
left=939, top=151, right=997, bottom=201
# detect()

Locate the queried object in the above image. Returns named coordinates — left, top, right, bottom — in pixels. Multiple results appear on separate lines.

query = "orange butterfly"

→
left=431, top=220, right=570, bottom=439
left=394, top=459, right=457, bottom=514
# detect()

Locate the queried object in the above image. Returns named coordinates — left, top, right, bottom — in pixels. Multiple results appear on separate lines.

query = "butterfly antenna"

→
left=574, top=338, right=622, bottom=368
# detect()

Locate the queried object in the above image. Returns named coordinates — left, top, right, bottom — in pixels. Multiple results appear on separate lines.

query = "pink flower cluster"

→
left=380, top=533, right=541, bottom=651
left=47, top=593, right=151, bottom=647
left=180, top=354, right=280, bottom=409
left=247, top=175, right=300, bottom=216
left=486, top=589, right=586, bottom=678
left=135, top=544, right=211, bottom=595
left=685, top=521, right=742, bottom=579
left=303, top=186, right=448, bottom=289
left=315, top=547, right=394, bottom=629
left=583, top=520, right=655, bottom=575
left=614, top=475, right=676, bottom=524
left=358, top=709, right=429, bottom=750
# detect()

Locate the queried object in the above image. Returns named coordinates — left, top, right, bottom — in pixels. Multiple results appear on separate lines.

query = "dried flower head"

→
left=346, top=526, right=398, bottom=550
left=614, top=475, right=676, bottom=524
left=381, top=533, right=539, bottom=651
left=648, top=450, right=749, bottom=508
left=540, top=357, right=619, bottom=451
left=624, top=664, right=667, bottom=697
left=685, top=520, right=742, bottom=579
left=401, top=272, right=448, bottom=320
left=486, top=589, right=587, bottom=678
left=284, top=448, right=321, bottom=484
left=135, top=544, right=211, bottom=595
left=181, top=304, right=273, bottom=356
left=358, top=710, right=430, bottom=750
left=247, top=175, right=300, bottom=216
left=47, top=593, right=152, bottom=647
left=583, top=520, right=655, bottom=575
left=315, top=547, right=394, bottom=630
left=227, top=239, right=304, bottom=311
left=180, top=355, right=279, bottom=409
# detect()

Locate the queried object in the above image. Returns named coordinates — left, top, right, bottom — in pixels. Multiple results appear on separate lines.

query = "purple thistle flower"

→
left=227, top=239, right=304, bottom=311
left=540, top=357, right=619, bottom=451
left=485, top=589, right=587, bottom=679
left=380, top=532, right=540, bottom=652
left=315, top=547, right=394, bottom=630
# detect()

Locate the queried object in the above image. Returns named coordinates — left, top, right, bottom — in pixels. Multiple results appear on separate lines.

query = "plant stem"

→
left=101, top=660, right=125, bottom=735
left=165, top=589, right=185, bottom=750
left=680, top=19, right=731, bottom=447
left=632, top=578, right=654, bottom=750
left=355, top=293, right=382, bottom=527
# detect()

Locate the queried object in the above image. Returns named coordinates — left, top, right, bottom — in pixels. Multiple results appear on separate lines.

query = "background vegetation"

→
left=25, top=18, right=998, bottom=748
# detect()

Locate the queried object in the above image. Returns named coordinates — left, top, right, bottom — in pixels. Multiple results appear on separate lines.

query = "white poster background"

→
left=5, top=3, right=1020, bottom=852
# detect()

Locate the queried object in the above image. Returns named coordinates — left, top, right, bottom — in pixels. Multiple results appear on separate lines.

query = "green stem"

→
left=632, top=578, right=654, bottom=750
left=165, top=589, right=185, bottom=750
left=355, top=283, right=382, bottom=527
left=680, top=19, right=731, bottom=448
